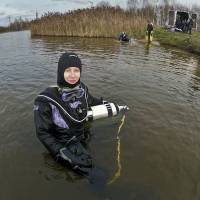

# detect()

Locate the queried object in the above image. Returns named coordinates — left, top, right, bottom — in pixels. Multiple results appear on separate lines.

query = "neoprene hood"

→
left=57, top=52, right=82, bottom=88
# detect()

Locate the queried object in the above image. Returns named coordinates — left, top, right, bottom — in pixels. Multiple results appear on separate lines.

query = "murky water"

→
left=0, top=31, right=200, bottom=200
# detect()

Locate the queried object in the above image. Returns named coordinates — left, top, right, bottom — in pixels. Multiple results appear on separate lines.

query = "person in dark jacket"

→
left=146, top=20, right=153, bottom=43
left=34, top=52, right=103, bottom=174
left=187, top=17, right=193, bottom=34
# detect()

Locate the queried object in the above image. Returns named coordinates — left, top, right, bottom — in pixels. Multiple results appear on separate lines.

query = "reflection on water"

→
left=0, top=31, right=200, bottom=200
left=40, top=152, right=83, bottom=182
left=31, top=35, right=121, bottom=57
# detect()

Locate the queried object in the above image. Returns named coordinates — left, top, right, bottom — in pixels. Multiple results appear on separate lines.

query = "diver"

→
left=146, top=20, right=153, bottom=43
left=34, top=52, right=128, bottom=176
left=119, top=32, right=129, bottom=42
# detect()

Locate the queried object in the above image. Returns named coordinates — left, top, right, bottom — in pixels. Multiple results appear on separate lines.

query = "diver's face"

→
left=64, top=67, right=80, bottom=85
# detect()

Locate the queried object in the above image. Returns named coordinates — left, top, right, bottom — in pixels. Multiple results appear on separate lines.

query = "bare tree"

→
left=127, top=0, right=139, bottom=10
left=163, top=0, right=170, bottom=24
left=191, top=4, right=200, bottom=13
left=142, top=0, right=150, bottom=8
left=96, top=1, right=111, bottom=8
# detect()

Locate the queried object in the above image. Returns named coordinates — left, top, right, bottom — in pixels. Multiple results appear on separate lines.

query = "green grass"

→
left=154, top=27, right=200, bottom=55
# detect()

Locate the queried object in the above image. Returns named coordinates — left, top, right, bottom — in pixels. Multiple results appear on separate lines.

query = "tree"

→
left=127, top=0, right=139, bottom=10
left=96, top=1, right=111, bottom=8
left=142, top=0, right=150, bottom=8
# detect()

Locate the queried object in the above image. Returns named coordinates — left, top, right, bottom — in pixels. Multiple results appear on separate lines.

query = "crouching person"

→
left=119, top=32, right=129, bottom=41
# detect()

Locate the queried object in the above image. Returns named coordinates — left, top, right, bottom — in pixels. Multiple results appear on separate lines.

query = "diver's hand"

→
left=118, top=105, right=130, bottom=112
left=59, top=144, right=92, bottom=168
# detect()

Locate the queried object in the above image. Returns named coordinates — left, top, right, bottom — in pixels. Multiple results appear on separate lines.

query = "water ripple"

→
left=1, top=31, right=200, bottom=199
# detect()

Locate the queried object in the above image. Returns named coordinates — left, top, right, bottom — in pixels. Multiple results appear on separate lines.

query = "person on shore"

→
left=119, top=31, right=129, bottom=41
left=146, top=20, right=153, bottom=43
left=175, top=16, right=181, bottom=30
left=33, top=52, right=104, bottom=174
left=182, top=19, right=188, bottom=32
left=187, top=17, right=193, bottom=34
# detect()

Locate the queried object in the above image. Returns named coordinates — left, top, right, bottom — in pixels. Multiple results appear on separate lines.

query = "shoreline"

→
left=1, top=6, right=199, bottom=56
left=1, top=28, right=200, bottom=56
left=153, top=28, right=200, bottom=55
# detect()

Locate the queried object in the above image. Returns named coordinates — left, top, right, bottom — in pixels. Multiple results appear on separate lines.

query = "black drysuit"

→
left=34, top=82, right=102, bottom=169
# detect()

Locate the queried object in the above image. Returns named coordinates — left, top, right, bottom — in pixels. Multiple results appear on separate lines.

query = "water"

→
left=0, top=31, right=200, bottom=200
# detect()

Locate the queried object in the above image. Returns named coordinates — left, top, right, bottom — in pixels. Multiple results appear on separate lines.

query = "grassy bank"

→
left=154, top=28, right=200, bottom=55
left=30, top=7, right=147, bottom=38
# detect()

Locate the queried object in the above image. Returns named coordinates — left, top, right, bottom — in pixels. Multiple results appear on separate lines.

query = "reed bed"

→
left=30, top=7, right=147, bottom=38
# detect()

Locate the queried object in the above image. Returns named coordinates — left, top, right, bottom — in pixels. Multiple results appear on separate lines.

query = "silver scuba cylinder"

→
left=87, top=102, right=129, bottom=121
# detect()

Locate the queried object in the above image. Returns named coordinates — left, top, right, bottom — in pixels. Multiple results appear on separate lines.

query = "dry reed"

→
left=30, top=7, right=147, bottom=38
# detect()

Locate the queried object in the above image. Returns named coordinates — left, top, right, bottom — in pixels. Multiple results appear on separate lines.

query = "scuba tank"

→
left=87, top=102, right=129, bottom=121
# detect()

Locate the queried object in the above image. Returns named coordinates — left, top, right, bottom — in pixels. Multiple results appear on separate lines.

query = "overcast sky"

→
left=0, top=0, right=199, bottom=26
